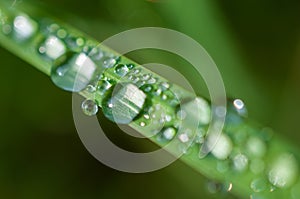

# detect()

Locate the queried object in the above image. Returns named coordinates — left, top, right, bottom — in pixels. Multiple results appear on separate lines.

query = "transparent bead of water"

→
left=81, top=99, right=98, bottom=116
left=51, top=53, right=97, bottom=92
left=102, top=83, right=147, bottom=124
left=162, top=127, right=176, bottom=140
left=114, top=64, right=129, bottom=77
left=102, top=57, right=117, bottom=68
left=233, top=154, right=248, bottom=171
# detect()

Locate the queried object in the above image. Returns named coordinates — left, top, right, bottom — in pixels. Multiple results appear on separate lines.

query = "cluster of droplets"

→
left=204, top=99, right=300, bottom=198
left=2, top=8, right=300, bottom=198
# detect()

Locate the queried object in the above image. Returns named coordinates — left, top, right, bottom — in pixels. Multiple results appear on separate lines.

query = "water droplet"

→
left=147, top=77, right=157, bottom=84
left=102, top=57, right=117, bottom=68
left=114, top=64, right=129, bottom=77
left=51, top=53, right=97, bottom=92
left=209, top=133, right=233, bottom=160
left=141, top=74, right=151, bottom=80
left=233, top=99, right=247, bottom=116
left=57, top=29, right=67, bottom=38
left=81, top=99, right=98, bottom=116
left=85, top=84, right=96, bottom=93
left=131, top=68, right=140, bottom=75
left=140, top=84, right=153, bottom=93
left=233, top=154, right=248, bottom=171
left=246, top=137, right=266, bottom=157
left=159, top=82, right=170, bottom=91
left=268, top=153, right=298, bottom=188
left=102, top=83, right=147, bottom=124
left=251, top=178, right=268, bottom=193
left=178, top=133, right=190, bottom=143
left=40, top=36, right=66, bottom=60
left=139, top=121, right=146, bottom=127
left=76, top=37, right=85, bottom=46
left=136, top=80, right=146, bottom=87
left=162, top=127, right=176, bottom=140
left=13, top=15, right=37, bottom=40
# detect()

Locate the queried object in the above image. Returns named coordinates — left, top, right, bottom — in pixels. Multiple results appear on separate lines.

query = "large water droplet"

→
left=81, top=99, right=98, bottom=116
left=102, top=83, right=147, bottom=124
left=268, top=153, right=298, bottom=188
left=51, top=53, right=97, bottom=92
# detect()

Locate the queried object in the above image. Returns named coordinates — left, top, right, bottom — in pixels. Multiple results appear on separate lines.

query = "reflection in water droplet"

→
left=81, top=99, right=98, bottom=116
left=102, top=83, right=147, bottom=124
left=51, top=53, right=97, bottom=92
left=268, top=153, right=298, bottom=188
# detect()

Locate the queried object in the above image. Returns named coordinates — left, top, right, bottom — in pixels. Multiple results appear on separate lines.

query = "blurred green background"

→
left=1, top=0, right=300, bottom=198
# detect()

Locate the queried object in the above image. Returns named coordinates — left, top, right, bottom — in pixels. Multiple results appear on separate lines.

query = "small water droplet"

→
left=102, top=83, right=147, bottom=124
left=81, top=99, right=98, bottom=116
left=76, top=37, right=85, bottom=46
left=159, top=82, right=170, bottom=91
left=162, top=127, right=176, bottom=140
left=102, top=57, right=117, bottom=68
left=85, top=84, right=96, bottom=93
left=136, top=80, right=146, bottom=87
left=141, top=74, right=151, bottom=80
left=140, top=84, right=153, bottom=93
left=233, top=154, right=248, bottom=171
left=178, top=133, right=190, bottom=143
left=233, top=98, right=247, bottom=116
left=147, top=77, right=157, bottom=84
left=57, top=29, right=67, bottom=38
left=139, top=121, right=146, bottom=127
left=114, top=64, right=129, bottom=77
left=251, top=178, right=268, bottom=193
